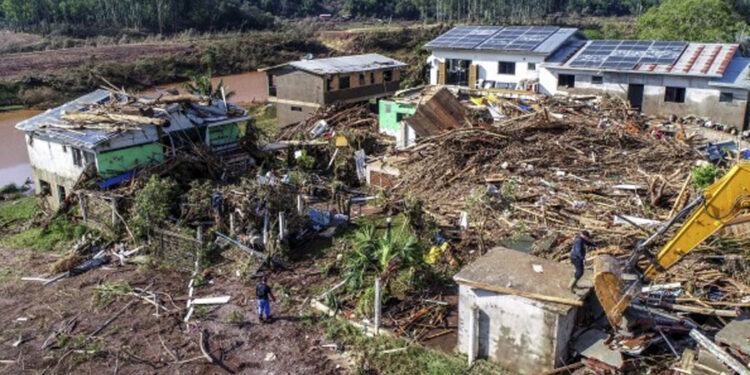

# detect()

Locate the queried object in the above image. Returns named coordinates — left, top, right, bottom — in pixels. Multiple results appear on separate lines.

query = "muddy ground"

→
left=0, top=43, right=198, bottom=81
left=0, top=248, right=347, bottom=374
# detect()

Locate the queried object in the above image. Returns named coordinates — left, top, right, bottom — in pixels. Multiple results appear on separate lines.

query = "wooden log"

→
left=62, top=112, right=167, bottom=127
left=650, top=302, right=740, bottom=317
left=138, top=93, right=207, bottom=105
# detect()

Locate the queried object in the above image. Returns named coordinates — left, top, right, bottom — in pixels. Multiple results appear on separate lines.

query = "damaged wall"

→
left=456, top=285, right=577, bottom=374
left=541, top=69, right=750, bottom=128
left=96, top=143, right=165, bottom=178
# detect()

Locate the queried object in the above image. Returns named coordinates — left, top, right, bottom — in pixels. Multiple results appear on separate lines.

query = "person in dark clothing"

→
left=256, top=276, right=276, bottom=322
left=568, top=230, right=595, bottom=291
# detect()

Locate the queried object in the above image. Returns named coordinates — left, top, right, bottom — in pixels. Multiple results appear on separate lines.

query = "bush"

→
left=691, top=164, right=723, bottom=190
left=132, top=176, right=179, bottom=238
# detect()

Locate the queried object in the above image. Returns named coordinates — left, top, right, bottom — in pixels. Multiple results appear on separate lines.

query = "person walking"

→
left=256, top=276, right=276, bottom=322
left=568, top=230, right=595, bottom=292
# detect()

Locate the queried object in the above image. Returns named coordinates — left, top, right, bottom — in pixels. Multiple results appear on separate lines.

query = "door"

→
left=628, top=84, right=644, bottom=110
left=469, top=64, right=478, bottom=89
left=477, top=309, right=490, bottom=358
left=438, top=62, right=446, bottom=85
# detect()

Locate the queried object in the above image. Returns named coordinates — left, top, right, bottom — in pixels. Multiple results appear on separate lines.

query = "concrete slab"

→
left=573, top=329, right=624, bottom=369
left=716, top=317, right=750, bottom=356
left=453, top=247, right=592, bottom=309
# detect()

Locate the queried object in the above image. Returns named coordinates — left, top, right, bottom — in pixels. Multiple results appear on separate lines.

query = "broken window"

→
left=527, top=62, right=536, bottom=71
left=84, top=151, right=96, bottom=165
left=57, top=185, right=66, bottom=203
left=719, top=92, right=733, bottom=103
left=498, top=61, right=516, bottom=75
left=383, top=70, right=394, bottom=82
left=291, top=106, right=303, bottom=112
left=326, top=78, right=333, bottom=92
left=592, top=76, right=603, bottom=85
left=665, top=87, right=686, bottom=103
left=339, top=76, right=350, bottom=89
left=558, top=74, right=575, bottom=88
left=39, top=180, right=51, bottom=195
left=72, top=148, right=83, bottom=166
left=359, top=73, right=366, bottom=86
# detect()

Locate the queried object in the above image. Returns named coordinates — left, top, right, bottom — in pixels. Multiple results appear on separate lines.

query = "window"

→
left=370, top=72, right=375, bottom=84
left=84, top=152, right=95, bottom=165
left=558, top=74, right=575, bottom=88
left=528, top=62, right=536, bottom=71
left=498, top=61, right=516, bottom=75
left=359, top=73, right=366, bottom=86
left=72, top=148, right=82, bottom=167
left=39, top=180, right=51, bottom=196
left=592, top=76, right=603, bottom=85
left=326, top=78, right=333, bottom=92
left=384, top=103, right=392, bottom=114
left=62, top=145, right=67, bottom=153
left=383, top=70, right=393, bottom=82
left=665, top=87, right=686, bottom=103
left=339, top=76, right=350, bottom=89
left=57, top=185, right=66, bottom=204
left=719, top=92, right=733, bottom=103
left=291, top=106, right=303, bottom=112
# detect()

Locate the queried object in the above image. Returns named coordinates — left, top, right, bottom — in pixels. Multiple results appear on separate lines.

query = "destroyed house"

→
left=264, top=53, right=407, bottom=126
left=424, top=26, right=586, bottom=91
left=542, top=40, right=750, bottom=130
left=454, top=247, right=591, bottom=374
left=16, top=89, right=251, bottom=209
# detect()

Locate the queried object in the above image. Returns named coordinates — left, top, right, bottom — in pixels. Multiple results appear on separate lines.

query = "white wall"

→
left=26, top=136, right=86, bottom=181
left=429, top=49, right=545, bottom=87
left=540, top=67, right=750, bottom=127
left=456, top=285, right=576, bottom=374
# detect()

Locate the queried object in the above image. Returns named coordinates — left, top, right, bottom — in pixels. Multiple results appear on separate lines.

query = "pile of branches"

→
left=386, top=107, right=698, bottom=260
left=276, top=103, right=380, bottom=142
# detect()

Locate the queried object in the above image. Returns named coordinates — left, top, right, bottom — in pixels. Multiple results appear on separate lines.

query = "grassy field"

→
left=0, top=197, right=94, bottom=252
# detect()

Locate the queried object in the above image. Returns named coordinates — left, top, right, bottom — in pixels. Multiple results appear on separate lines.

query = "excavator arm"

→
left=595, top=162, right=750, bottom=329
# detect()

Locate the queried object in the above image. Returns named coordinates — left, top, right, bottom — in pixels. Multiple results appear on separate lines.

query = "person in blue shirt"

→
left=256, top=276, right=276, bottom=322
left=568, top=230, right=595, bottom=291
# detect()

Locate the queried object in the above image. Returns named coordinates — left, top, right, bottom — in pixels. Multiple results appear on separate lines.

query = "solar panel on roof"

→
left=424, top=26, right=503, bottom=49
left=568, top=40, right=688, bottom=70
left=477, top=26, right=559, bottom=51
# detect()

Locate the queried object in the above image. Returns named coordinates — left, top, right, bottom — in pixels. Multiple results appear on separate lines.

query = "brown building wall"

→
left=276, top=103, right=319, bottom=127
left=275, top=70, right=326, bottom=105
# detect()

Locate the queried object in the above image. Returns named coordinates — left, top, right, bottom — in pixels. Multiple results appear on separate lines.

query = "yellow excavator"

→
left=594, top=162, right=750, bottom=329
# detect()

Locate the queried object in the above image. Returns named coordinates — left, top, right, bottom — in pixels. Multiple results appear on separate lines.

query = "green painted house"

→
left=16, top=90, right=251, bottom=208
left=378, top=99, right=417, bottom=148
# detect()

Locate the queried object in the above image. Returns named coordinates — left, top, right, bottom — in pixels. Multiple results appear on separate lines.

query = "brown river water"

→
left=0, top=71, right=267, bottom=187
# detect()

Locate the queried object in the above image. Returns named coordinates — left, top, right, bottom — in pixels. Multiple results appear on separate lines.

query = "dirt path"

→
left=0, top=248, right=344, bottom=374
left=0, top=43, right=198, bottom=80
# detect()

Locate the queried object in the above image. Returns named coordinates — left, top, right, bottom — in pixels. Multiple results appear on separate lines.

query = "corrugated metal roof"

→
left=16, top=89, right=250, bottom=150
left=285, top=54, right=407, bottom=75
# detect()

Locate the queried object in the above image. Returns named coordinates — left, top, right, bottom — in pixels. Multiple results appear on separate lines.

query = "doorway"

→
left=477, top=309, right=490, bottom=358
left=628, top=84, right=644, bottom=110
left=446, top=59, right=471, bottom=86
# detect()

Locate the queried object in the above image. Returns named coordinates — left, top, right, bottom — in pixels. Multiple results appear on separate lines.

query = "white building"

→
left=424, top=26, right=750, bottom=130
left=542, top=40, right=750, bottom=129
left=424, top=26, right=585, bottom=92
left=453, top=247, right=591, bottom=374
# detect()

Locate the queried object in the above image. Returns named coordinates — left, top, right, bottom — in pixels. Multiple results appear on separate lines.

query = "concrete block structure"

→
left=263, top=54, right=407, bottom=127
left=453, top=247, right=591, bottom=374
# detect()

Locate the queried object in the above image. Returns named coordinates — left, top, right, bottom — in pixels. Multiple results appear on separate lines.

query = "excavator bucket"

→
left=593, top=255, right=631, bottom=329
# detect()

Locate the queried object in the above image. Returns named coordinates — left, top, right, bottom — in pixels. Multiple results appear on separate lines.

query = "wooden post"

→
left=297, top=195, right=304, bottom=215
left=279, top=212, right=286, bottom=239
left=197, top=225, right=204, bottom=244
left=79, top=193, right=88, bottom=222
left=262, top=209, right=269, bottom=246
left=374, top=279, right=382, bottom=335
left=110, top=198, right=118, bottom=226
left=229, top=212, right=236, bottom=236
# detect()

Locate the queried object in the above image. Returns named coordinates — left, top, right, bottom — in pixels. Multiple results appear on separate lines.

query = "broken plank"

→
left=455, top=279, right=583, bottom=307
left=690, top=329, right=750, bottom=375
left=190, top=296, right=231, bottom=305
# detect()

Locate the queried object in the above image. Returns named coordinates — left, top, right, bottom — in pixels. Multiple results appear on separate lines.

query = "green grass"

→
left=0, top=196, right=39, bottom=225
left=248, top=103, right=278, bottom=139
left=0, top=266, right=13, bottom=286
left=323, top=318, right=514, bottom=375
left=1, top=215, right=93, bottom=252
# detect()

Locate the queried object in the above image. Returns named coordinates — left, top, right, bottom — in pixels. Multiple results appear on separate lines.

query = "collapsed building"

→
left=15, top=89, right=252, bottom=209
left=263, top=53, right=407, bottom=127
left=424, top=26, right=750, bottom=130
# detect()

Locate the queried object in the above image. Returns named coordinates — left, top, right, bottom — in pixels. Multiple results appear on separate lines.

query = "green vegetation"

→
left=224, top=310, right=245, bottom=324
left=638, top=0, right=745, bottom=42
left=132, top=175, right=179, bottom=238
left=1, top=215, right=92, bottom=251
left=323, top=318, right=512, bottom=375
left=691, top=164, right=724, bottom=189
left=0, top=196, right=39, bottom=225
left=92, top=281, right=134, bottom=307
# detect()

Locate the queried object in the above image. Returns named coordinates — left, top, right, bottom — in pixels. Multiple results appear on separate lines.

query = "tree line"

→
left=1, top=0, right=749, bottom=41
